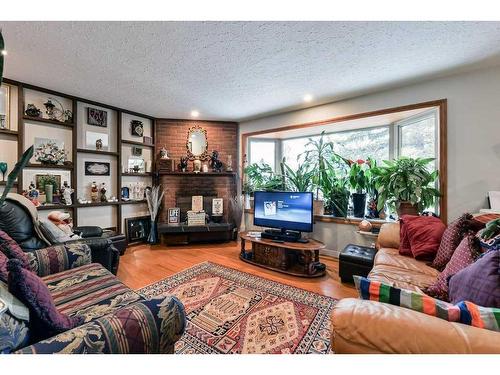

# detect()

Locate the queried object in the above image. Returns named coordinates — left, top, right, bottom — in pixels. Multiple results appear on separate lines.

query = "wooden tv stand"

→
left=239, top=232, right=326, bottom=278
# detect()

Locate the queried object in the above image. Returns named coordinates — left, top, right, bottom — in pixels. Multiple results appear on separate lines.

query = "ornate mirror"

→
left=186, top=125, right=208, bottom=160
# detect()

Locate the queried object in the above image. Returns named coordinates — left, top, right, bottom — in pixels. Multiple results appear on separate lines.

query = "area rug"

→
left=138, top=262, right=337, bottom=354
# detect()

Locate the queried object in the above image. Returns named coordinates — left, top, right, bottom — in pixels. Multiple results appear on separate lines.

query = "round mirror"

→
left=186, top=126, right=208, bottom=160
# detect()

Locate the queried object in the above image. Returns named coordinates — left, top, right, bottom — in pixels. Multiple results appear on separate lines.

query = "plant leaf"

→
left=0, top=146, right=34, bottom=206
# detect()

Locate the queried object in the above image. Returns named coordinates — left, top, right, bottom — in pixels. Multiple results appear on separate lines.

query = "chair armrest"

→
left=331, top=298, right=500, bottom=354
left=17, top=296, right=186, bottom=354
left=376, top=222, right=400, bottom=249
left=26, top=243, right=92, bottom=277
left=64, top=238, right=120, bottom=275
left=75, top=226, right=104, bottom=238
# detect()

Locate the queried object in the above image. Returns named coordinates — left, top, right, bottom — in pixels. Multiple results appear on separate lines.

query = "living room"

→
left=1, top=2, right=500, bottom=373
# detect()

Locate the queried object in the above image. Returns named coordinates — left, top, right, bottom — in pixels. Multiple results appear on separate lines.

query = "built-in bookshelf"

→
left=0, top=78, right=156, bottom=233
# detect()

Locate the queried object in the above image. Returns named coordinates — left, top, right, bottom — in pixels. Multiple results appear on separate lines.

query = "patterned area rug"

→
left=139, top=262, right=337, bottom=354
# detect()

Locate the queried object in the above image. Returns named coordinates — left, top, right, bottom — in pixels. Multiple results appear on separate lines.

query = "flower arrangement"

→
left=34, top=141, right=66, bottom=165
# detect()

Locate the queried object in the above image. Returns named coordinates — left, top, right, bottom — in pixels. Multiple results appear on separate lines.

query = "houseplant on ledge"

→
left=373, top=157, right=440, bottom=216
left=243, top=162, right=284, bottom=209
left=348, top=159, right=370, bottom=218
left=280, top=157, right=314, bottom=192
left=320, top=154, right=350, bottom=217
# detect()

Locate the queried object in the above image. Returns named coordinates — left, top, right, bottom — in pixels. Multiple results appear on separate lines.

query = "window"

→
left=249, top=139, right=276, bottom=170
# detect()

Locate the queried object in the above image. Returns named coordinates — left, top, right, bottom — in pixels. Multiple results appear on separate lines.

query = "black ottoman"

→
left=339, top=244, right=376, bottom=283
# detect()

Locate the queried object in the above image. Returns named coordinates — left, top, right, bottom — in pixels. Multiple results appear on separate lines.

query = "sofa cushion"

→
left=399, top=218, right=412, bottom=256
left=374, top=248, right=440, bottom=277
left=432, top=213, right=473, bottom=271
left=368, top=263, right=438, bottom=291
left=0, top=280, right=30, bottom=353
left=0, top=251, right=8, bottom=283
left=476, top=228, right=500, bottom=253
left=449, top=250, right=500, bottom=308
left=38, top=219, right=74, bottom=245
left=0, top=230, right=30, bottom=270
left=7, top=259, right=82, bottom=342
left=403, top=215, right=446, bottom=261
left=425, top=234, right=481, bottom=301
left=42, top=263, right=142, bottom=323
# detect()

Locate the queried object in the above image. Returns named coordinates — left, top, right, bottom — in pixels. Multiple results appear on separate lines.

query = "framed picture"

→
left=0, top=84, right=10, bottom=130
left=35, top=174, right=62, bottom=192
left=86, top=131, right=109, bottom=151
left=85, top=161, right=110, bottom=176
left=143, top=136, right=153, bottom=145
left=212, top=198, right=223, bottom=215
left=192, top=195, right=203, bottom=212
left=125, top=216, right=151, bottom=244
left=132, top=146, right=143, bottom=156
left=34, top=137, right=65, bottom=164
left=168, top=208, right=180, bottom=225
left=87, top=107, right=107, bottom=127
left=128, top=158, right=145, bottom=173
left=131, top=120, right=144, bottom=137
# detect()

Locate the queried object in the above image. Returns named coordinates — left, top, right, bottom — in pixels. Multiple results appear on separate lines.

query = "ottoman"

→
left=339, top=244, right=376, bottom=283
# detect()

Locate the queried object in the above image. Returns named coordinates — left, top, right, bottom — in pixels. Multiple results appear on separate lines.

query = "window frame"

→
left=248, top=138, right=279, bottom=171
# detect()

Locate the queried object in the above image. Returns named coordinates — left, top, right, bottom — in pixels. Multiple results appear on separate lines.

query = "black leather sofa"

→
left=0, top=196, right=121, bottom=274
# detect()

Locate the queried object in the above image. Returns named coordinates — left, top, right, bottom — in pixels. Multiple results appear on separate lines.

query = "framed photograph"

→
left=192, top=195, right=203, bottom=212
left=168, top=208, right=180, bottom=225
left=143, top=136, right=153, bottom=145
left=128, top=158, right=145, bottom=173
left=87, top=107, right=107, bottom=127
left=0, top=84, right=10, bottom=130
left=212, top=198, right=223, bottom=215
left=125, top=216, right=151, bottom=244
left=35, top=174, right=62, bottom=192
left=86, top=131, right=109, bottom=151
left=85, top=161, right=110, bottom=176
left=132, top=146, right=143, bottom=156
left=131, top=120, right=144, bottom=137
left=34, top=137, right=65, bottom=164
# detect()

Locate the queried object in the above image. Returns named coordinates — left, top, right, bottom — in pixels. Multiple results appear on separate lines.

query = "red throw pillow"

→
left=399, top=216, right=414, bottom=256
left=404, top=215, right=446, bottom=260
left=7, top=259, right=83, bottom=342
left=425, top=234, right=481, bottom=301
left=0, top=230, right=30, bottom=270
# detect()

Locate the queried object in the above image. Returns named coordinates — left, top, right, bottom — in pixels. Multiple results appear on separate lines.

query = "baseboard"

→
left=321, top=248, right=339, bottom=259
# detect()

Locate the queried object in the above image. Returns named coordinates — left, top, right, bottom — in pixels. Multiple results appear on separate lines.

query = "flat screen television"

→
left=253, top=191, right=314, bottom=233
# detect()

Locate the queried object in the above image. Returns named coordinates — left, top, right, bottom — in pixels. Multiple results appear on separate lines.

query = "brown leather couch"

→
left=331, top=222, right=500, bottom=354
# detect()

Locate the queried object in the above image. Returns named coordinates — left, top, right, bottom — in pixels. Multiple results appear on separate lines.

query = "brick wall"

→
left=155, top=119, right=238, bottom=223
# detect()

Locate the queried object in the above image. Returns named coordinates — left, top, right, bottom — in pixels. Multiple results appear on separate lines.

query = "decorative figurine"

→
left=193, top=158, right=201, bottom=173
left=0, top=114, right=6, bottom=130
left=27, top=181, right=40, bottom=207
left=131, top=120, right=144, bottom=137
left=160, top=147, right=169, bottom=159
left=100, top=183, right=107, bottom=202
left=63, top=109, right=73, bottom=123
left=0, top=162, right=7, bottom=181
left=226, top=155, right=233, bottom=172
left=90, top=181, right=99, bottom=203
left=96, top=138, right=103, bottom=151
left=210, top=150, right=224, bottom=172
left=178, top=156, right=188, bottom=172
left=25, top=104, right=42, bottom=118
left=61, top=181, right=74, bottom=206
left=43, top=99, right=56, bottom=119
left=202, top=163, right=209, bottom=173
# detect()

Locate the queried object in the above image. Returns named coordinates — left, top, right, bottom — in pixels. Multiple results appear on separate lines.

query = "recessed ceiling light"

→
left=303, top=94, right=313, bottom=103
left=191, top=110, right=199, bottom=118
left=1, top=50, right=7, bottom=56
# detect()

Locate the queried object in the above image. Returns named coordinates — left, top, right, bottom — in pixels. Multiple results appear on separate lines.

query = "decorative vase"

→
left=352, top=192, right=367, bottom=218
left=147, top=219, right=159, bottom=244
left=397, top=201, right=419, bottom=217
left=45, top=184, right=54, bottom=204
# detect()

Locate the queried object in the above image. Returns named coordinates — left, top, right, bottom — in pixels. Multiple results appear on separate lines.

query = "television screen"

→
left=253, top=191, right=313, bottom=232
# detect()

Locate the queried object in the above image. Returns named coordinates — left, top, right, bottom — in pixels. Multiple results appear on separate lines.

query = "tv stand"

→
left=261, top=228, right=306, bottom=243
left=239, top=232, right=326, bottom=278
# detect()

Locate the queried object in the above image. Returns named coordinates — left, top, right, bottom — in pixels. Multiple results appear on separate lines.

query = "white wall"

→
left=239, top=65, right=500, bottom=254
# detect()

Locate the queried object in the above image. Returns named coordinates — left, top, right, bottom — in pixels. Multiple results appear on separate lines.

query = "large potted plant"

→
left=348, top=159, right=370, bottom=218
left=280, top=157, right=314, bottom=192
left=302, top=131, right=335, bottom=215
left=320, top=154, right=350, bottom=217
left=373, top=157, right=440, bottom=216
left=243, top=162, right=284, bottom=209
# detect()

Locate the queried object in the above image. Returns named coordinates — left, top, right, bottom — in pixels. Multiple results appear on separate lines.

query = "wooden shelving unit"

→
left=0, top=78, right=156, bottom=233
left=159, top=171, right=236, bottom=176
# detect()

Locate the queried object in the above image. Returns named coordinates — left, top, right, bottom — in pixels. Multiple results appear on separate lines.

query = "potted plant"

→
left=347, top=159, right=370, bottom=218
left=373, top=157, right=440, bottom=216
left=302, top=131, right=335, bottom=215
left=364, top=158, right=383, bottom=219
left=319, top=154, right=350, bottom=217
left=280, top=157, right=314, bottom=192
left=243, top=162, right=284, bottom=209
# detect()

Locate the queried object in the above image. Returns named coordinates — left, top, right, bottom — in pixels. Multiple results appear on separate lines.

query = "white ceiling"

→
left=2, top=21, right=500, bottom=121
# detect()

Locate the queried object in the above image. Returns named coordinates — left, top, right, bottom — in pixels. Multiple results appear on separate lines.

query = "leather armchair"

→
left=0, top=195, right=120, bottom=274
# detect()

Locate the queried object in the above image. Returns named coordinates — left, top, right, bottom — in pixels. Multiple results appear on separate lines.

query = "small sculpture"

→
left=100, top=183, right=107, bottom=202
left=96, top=138, right=103, bottom=151
left=25, top=104, right=42, bottom=118
left=193, top=159, right=201, bottom=173
left=27, top=181, right=40, bottom=207
left=210, top=150, right=223, bottom=172
left=178, top=156, right=188, bottom=172
left=226, top=155, right=233, bottom=172
left=90, top=181, right=99, bottom=203
left=43, top=99, right=56, bottom=119
left=160, top=147, right=169, bottom=159
left=61, top=181, right=74, bottom=206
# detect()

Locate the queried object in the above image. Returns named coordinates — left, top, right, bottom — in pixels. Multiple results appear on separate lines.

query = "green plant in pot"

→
left=280, top=157, right=314, bottom=192
left=302, top=131, right=335, bottom=215
left=243, top=162, right=285, bottom=210
left=364, top=158, right=383, bottom=219
left=347, top=159, right=370, bottom=218
left=320, top=154, right=350, bottom=217
left=373, top=157, right=440, bottom=216
left=37, top=174, right=59, bottom=204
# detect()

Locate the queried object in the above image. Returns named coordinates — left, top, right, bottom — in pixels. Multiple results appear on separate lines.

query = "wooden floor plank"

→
left=117, top=241, right=357, bottom=299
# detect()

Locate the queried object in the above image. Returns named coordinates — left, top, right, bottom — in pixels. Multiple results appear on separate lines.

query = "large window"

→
left=249, top=139, right=276, bottom=170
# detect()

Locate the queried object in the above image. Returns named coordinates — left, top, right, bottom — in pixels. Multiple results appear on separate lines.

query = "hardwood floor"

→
left=118, top=241, right=357, bottom=299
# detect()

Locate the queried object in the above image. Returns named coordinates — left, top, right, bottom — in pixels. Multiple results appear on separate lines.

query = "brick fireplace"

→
left=155, top=119, right=238, bottom=223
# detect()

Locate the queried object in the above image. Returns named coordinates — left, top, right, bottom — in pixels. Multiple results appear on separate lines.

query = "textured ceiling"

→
left=2, top=21, right=500, bottom=121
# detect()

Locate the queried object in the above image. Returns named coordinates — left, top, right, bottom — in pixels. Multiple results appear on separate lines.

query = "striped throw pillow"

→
left=353, top=276, right=500, bottom=332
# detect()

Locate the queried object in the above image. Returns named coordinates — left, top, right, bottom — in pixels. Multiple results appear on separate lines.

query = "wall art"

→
left=85, top=161, right=111, bottom=176
left=87, top=107, right=108, bottom=127
left=125, top=216, right=151, bottom=244
left=131, top=120, right=144, bottom=137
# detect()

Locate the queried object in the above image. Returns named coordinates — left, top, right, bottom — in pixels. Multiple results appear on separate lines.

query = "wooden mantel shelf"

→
left=160, top=171, right=236, bottom=176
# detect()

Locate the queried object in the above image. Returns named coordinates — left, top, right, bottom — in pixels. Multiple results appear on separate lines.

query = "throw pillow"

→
left=399, top=215, right=415, bottom=256
left=448, top=250, right=500, bottom=308
left=0, top=251, right=8, bottom=283
left=425, top=234, right=481, bottom=301
left=432, top=213, right=473, bottom=271
left=0, top=280, right=30, bottom=353
left=404, top=215, right=446, bottom=260
left=354, top=276, right=500, bottom=332
left=476, top=228, right=500, bottom=253
left=0, top=230, right=30, bottom=270
left=39, top=219, right=74, bottom=245
left=7, top=259, right=82, bottom=342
